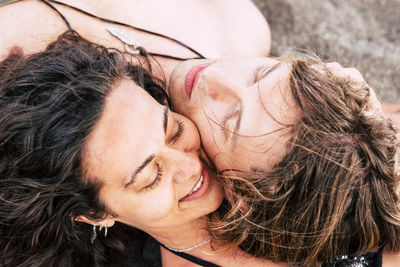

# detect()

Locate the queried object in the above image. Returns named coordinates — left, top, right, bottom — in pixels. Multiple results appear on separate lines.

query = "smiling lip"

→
left=184, top=64, right=211, bottom=99
left=179, top=168, right=210, bottom=202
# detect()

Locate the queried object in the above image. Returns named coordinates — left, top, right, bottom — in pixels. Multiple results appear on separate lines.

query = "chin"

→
left=205, top=176, right=225, bottom=213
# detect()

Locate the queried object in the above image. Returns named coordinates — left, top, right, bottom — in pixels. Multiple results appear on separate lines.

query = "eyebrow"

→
left=163, top=106, right=169, bottom=135
left=126, top=106, right=168, bottom=187
left=126, top=154, right=155, bottom=187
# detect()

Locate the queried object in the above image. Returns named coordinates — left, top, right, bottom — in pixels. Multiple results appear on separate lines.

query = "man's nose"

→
left=199, top=67, right=243, bottom=102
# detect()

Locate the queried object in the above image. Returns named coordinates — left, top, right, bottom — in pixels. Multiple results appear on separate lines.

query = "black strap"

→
left=159, top=242, right=221, bottom=267
left=40, top=0, right=72, bottom=30
left=376, top=246, right=383, bottom=267
left=42, top=0, right=205, bottom=61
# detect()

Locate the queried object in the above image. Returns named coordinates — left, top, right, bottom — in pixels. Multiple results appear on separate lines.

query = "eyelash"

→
left=143, top=163, right=163, bottom=190
left=221, top=113, right=231, bottom=129
left=220, top=107, right=240, bottom=130
left=253, top=64, right=268, bottom=83
left=141, top=119, right=183, bottom=191
left=168, top=119, right=184, bottom=144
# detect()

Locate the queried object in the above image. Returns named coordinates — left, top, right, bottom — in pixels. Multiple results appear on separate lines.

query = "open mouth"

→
left=179, top=168, right=210, bottom=202
left=192, top=174, right=204, bottom=193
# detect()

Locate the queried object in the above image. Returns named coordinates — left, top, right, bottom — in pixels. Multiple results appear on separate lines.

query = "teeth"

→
left=192, top=175, right=204, bottom=193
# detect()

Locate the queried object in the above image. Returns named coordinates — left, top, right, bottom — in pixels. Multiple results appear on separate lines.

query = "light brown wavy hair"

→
left=208, top=57, right=400, bottom=266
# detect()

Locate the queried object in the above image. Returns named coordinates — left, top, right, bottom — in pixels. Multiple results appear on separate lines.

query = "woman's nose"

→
left=163, top=149, right=202, bottom=183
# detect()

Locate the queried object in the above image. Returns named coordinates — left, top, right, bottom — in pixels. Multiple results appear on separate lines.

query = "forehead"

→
left=82, top=79, right=164, bottom=183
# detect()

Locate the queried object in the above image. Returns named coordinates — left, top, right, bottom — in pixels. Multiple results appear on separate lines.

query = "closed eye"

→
left=220, top=104, right=241, bottom=141
left=252, top=63, right=280, bottom=84
left=142, top=163, right=163, bottom=191
left=168, top=119, right=184, bottom=144
left=252, top=64, right=270, bottom=83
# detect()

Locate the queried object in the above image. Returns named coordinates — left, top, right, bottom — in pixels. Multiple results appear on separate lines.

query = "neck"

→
left=161, top=241, right=289, bottom=267
left=149, top=218, right=288, bottom=267
left=145, top=217, right=210, bottom=250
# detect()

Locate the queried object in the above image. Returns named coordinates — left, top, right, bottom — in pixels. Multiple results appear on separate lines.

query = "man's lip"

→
left=184, top=63, right=211, bottom=99
left=179, top=168, right=210, bottom=202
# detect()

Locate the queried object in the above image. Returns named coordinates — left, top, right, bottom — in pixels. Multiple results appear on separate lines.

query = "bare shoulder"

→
left=382, top=248, right=400, bottom=267
left=214, top=0, right=271, bottom=56
left=0, top=0, right=271, bottom=62
left=102, top=0, right=271, bottom=58
left=0, top=0, right=66, bottom=60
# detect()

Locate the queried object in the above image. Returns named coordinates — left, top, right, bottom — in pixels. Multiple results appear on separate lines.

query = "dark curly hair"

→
left=209, top=58, right=400, bottom=266
left=0, top=31, right=168, bottom=266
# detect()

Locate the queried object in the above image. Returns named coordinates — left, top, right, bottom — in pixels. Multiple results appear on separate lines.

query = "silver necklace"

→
left=106, top=26, right=141, bottom=55
left=164, top=238, right=211, bottom=253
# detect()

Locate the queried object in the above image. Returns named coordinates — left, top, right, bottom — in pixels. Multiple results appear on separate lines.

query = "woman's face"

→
left=83, top=79, right=223, bottom=235
left=168, top=57, right=301, bottom=174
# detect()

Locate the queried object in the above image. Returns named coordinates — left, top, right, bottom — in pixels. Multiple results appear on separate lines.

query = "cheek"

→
left=235, top=134, right=291, bottom=172
left=214, top=136, right=276, bottom=172
left=215, top=148, right=254, bottom=172
left=139, top=193, right=174, bottom=217
left=104, top=189, right=175, bottom=228
left=195, top=115, right=226, bottom=164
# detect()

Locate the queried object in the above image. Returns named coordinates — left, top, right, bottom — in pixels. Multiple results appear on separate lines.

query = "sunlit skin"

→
left=80, top=78, right=224, bottom=248
left=169, top=57, right=399, bottom=176
left=169, top=57, right=301, bottom=174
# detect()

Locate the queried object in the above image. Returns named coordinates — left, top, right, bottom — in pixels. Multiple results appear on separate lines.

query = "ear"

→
left=74, top=215, right=115, bottom=228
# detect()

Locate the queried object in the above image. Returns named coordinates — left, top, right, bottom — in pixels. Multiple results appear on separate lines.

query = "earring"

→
left=90, top=225, right=97, bottom=244
left=99, top=225, right=108, bottom=237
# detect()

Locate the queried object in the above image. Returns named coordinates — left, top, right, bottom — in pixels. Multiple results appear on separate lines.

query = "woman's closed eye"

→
left=139, top=117, right=184, bottom=191
left=142, top=163, right=163, bottom=191
left=168, top=119, right=184, bottom=144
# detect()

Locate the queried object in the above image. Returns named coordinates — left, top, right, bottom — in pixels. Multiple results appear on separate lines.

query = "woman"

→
left=168, top=56, right=400, bottom=266
left=0, top=32, right=285, bottom=267
left=1, top=0, right=399, bottom=266
left=4, top=38, right=398, bottom=267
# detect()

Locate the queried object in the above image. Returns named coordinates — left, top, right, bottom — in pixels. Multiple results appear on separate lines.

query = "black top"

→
left=158, top=234, right=383, bottom=267
left=159, top=241, right=221, bottom=267
left=322, top=248, right=383, bottom=267
left=165, top=249, right=383, bottom=267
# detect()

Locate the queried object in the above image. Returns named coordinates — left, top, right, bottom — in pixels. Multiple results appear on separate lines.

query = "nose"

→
left=163, top=148, right=202, bottom=184
left=199, top=67, right=243, bottom=102
left=162, top=115, right=202, bottom=183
